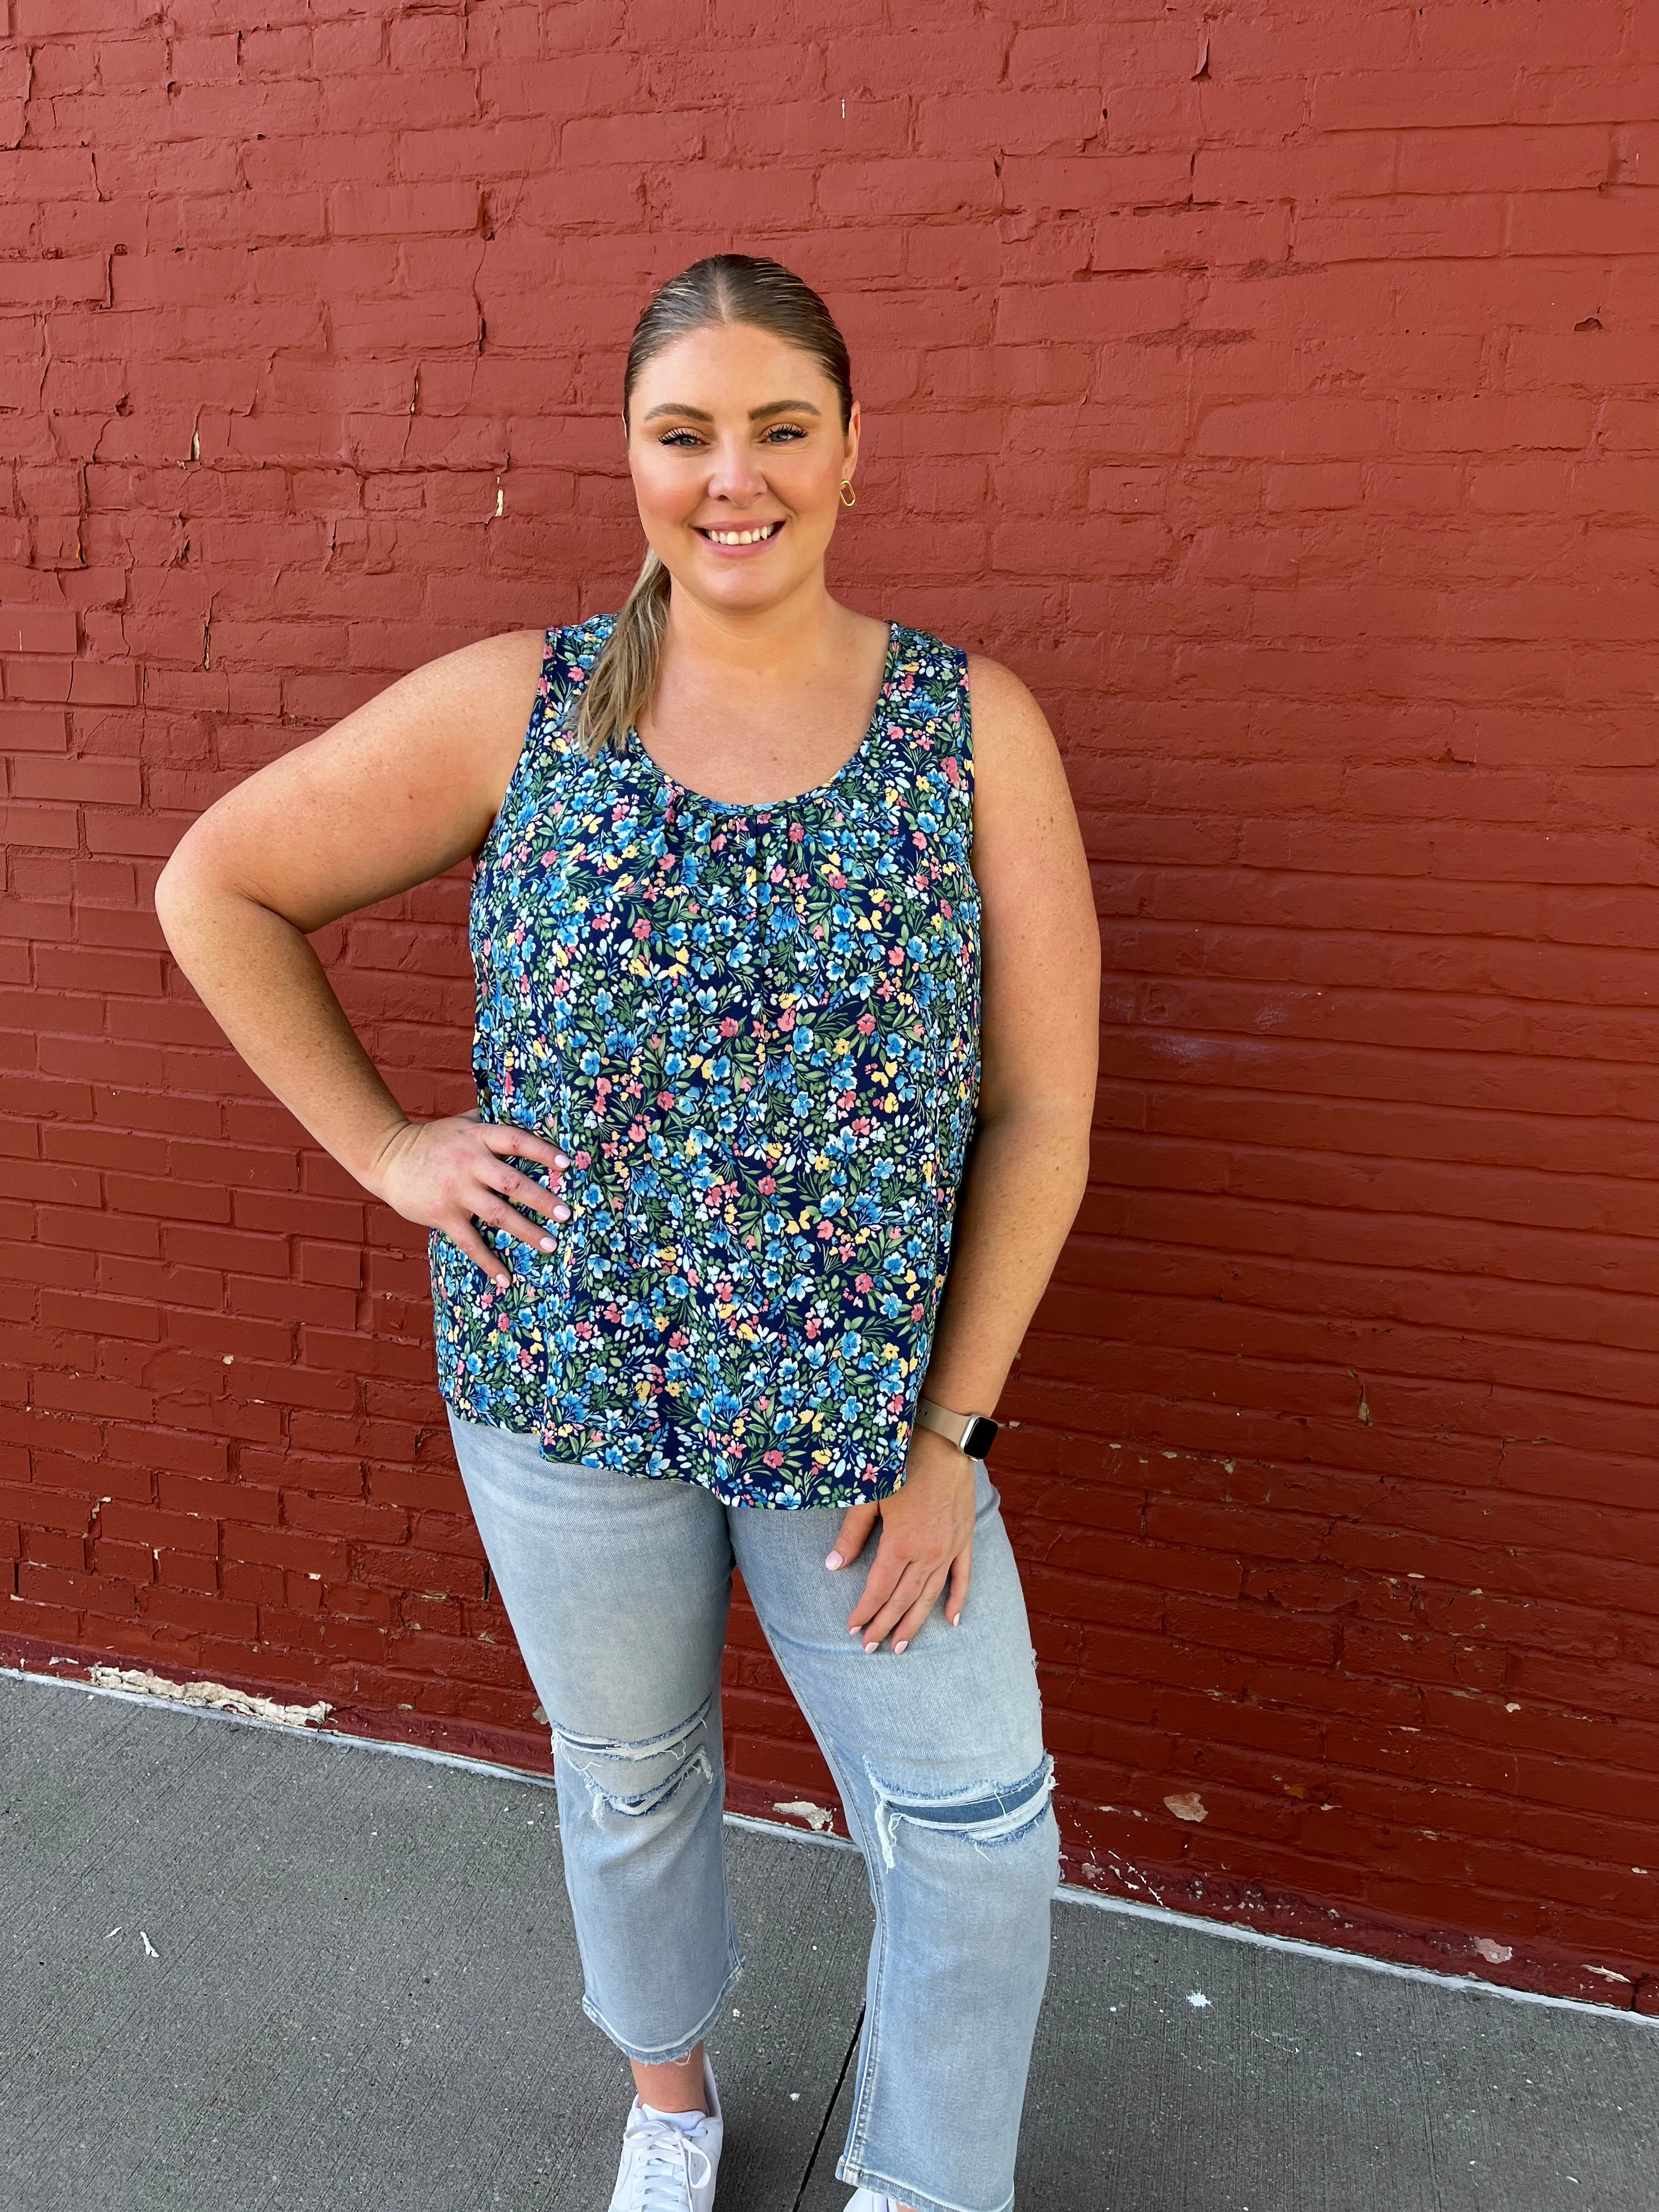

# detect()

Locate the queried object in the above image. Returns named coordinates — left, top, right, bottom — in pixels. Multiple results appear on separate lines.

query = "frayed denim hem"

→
left=837, top=2155, right=1015, bottom=2212
left=580, top=1943, right=744, bottom=2066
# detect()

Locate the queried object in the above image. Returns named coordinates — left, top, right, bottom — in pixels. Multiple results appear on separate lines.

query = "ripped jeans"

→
left=446, top=1409, right=1059, bottom=2212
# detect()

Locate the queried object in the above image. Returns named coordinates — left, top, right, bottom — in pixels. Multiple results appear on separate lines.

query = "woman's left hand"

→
left=825, top=1427, right=976, bottom=1653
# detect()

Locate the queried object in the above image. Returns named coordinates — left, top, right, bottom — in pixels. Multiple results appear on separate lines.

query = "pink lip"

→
left=693, top=520, right=786, bottom=557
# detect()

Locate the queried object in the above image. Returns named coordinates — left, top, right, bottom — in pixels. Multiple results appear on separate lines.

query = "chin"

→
left=685, top=560, right=812, bottom=610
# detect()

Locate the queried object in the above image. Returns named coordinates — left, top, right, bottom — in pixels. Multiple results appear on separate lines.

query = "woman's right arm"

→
left=153, top=627, right=570, bottom=1286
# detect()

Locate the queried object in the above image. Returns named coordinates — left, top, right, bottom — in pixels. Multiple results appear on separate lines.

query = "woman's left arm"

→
left=830, top=653, right=1102, bottom=1651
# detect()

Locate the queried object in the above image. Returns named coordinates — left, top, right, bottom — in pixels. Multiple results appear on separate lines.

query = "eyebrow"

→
left=639, top=398, right=825, bottom=425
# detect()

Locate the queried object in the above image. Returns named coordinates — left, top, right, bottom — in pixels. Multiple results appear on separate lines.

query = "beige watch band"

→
left=915, top=1395, right=1000, bottom=1459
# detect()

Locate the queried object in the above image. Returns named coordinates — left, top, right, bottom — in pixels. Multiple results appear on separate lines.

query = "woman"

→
left=156, top=255, right=1100, bottom=2212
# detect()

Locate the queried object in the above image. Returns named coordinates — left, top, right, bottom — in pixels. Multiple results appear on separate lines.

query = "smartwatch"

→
left=915, top=1395, right=1000, bottom=1461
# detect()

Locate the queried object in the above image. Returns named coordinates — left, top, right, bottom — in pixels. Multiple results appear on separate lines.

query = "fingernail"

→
left=554, top=1153, right=569, bottom=1167
left=951, top=1612, right=962, bottom=1626
left=552, top=1204, right=571, bottom=1221
left=825, top=1551, right=843, bottom=1570
left=893, top=1639, right=908, bottom=1655
left=848, top=1624, right=861, bottom=1637
left=539, top=1238, right=555, bottom=1252
left=862, top=1639, right=878, bottom=1653
left=494, top=1273, right=508, bottom=1287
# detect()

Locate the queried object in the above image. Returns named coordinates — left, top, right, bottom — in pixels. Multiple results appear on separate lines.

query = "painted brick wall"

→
left=4, top=0, right=1657, bottom=2008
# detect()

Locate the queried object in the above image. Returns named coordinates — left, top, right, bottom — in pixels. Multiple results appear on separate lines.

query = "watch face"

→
left=962, top=1415, right=998, bottom=1460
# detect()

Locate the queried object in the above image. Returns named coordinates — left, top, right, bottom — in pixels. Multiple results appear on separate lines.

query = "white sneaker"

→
left=844, top=2192, right=902, bottom=2212
left=606, top=2053, right=724, bottom=2212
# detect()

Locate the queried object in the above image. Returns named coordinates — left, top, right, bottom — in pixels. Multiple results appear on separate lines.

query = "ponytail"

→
left=574, top=548, right=672, bottom=760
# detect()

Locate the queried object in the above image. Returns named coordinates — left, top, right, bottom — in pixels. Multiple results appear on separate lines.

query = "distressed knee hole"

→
left=552, top=1697, right=716, bottom=1822
left=866, top=1752, right=1057, bottom=1870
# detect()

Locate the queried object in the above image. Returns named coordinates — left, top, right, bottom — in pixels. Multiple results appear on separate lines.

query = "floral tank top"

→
left=428, top=614, right=983, bottom=1509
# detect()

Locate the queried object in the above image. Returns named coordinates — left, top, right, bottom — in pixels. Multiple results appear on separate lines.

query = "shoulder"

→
left=894, top=629, right=1051, bottom=752
left=884, top=630, right=1061, bottom=802
left=426, top=623, right=550, bottom=684
left=964, top=650, right=1047, bottom=731
left=963, top=651, right=1064, bottom=783
left=956, top=651, right=1082, bottom=861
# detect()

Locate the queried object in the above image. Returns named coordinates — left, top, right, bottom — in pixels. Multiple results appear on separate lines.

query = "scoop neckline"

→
left=622, top=619, right=901, bottom=818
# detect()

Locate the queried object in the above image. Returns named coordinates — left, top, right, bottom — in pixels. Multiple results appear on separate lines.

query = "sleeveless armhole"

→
left=472, top=624, right=573, bottom=872
left=953, top=640, right=975, bottom=810
left=941, top=639, right=978, bottom=869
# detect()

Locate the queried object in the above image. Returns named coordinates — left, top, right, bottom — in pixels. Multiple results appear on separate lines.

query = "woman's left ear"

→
left=843, top=398, right=861, bottom=476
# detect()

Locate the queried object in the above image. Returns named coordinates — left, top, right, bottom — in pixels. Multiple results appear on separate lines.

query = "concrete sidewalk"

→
left=2, top=1667, right=1654, bottom=2212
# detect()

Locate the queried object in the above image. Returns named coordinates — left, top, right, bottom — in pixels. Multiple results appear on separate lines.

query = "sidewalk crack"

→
left=791, top=2006, right=864, bottom=2212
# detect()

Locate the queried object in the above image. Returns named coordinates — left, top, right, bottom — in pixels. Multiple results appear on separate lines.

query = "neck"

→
left=658, top=574, right=853, bottom=689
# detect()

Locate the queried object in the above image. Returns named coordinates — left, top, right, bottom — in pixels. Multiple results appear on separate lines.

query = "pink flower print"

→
left=804, top=1315, right=822, bottom=1338
left=758, top=1175, right=776, bottom=1194
left=778, top=1009, right=795, bottom=1032
left=657, top=1090, right=675, bottom=1109
left=856, top=1013, right=876, bottom=1035
left=769, top=862, right=786, bottom=883
left=764, top=1449, right=785, bottom=1469
left=788, top=822, right=804, bottom=841
left=855, top=1273, right=873, bottom=1293
left=632, top=918, right=651, bottom=939
left=828, top=870, right=847, bottom=889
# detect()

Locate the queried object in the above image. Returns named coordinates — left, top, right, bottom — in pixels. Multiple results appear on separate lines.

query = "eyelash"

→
left=658, top=425, right=808, bottom=448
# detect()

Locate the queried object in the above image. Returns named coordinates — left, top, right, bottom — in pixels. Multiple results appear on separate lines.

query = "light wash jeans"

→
left=445, top=1408, right=1059, bottom=2212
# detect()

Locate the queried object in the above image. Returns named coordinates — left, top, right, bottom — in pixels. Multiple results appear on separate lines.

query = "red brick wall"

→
left=4, top=1, right=1657, bottom=2008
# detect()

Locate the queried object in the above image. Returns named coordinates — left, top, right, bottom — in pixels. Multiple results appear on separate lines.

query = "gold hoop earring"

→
left=839, top=479, right=857, bottom=509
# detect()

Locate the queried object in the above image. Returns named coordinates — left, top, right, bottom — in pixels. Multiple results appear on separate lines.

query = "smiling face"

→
left=625, top=320, right=860, bottom=617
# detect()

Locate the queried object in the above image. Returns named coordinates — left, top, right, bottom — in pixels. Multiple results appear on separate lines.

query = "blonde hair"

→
left=574, top=254, right=855, bottom=761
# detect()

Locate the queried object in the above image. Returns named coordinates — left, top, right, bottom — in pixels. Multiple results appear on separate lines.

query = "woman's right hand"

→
left=367, top=1109, right=571, bottom=1286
